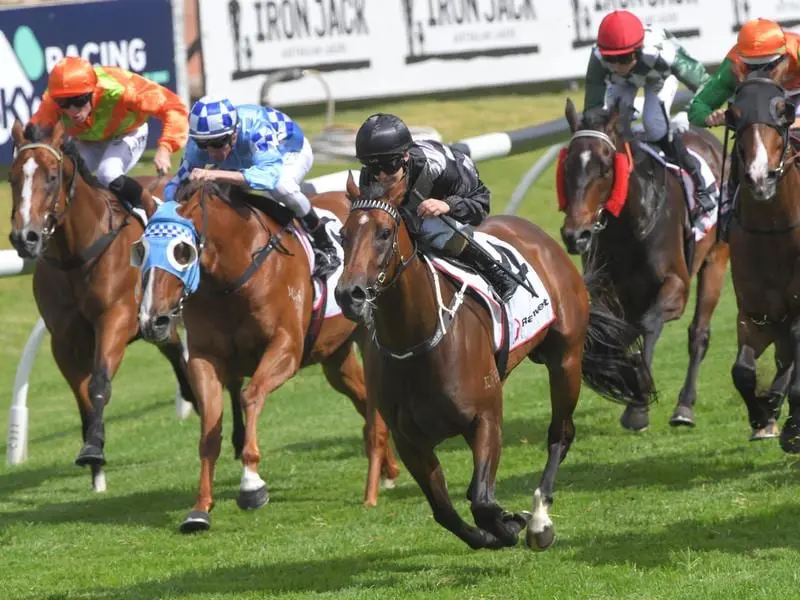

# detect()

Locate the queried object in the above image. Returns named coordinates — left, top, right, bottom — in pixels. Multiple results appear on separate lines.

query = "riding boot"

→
left=656, top=134, right=717, bottom=228
left=108, top=175, right=157, bottom=218
left=459, top=243, right=517, bottom=302
left=300, top=207, right=341, bottom=279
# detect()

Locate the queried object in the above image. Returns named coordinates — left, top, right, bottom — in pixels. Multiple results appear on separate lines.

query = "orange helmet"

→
left=48, top=57, right=97, bottom=98
left=737, top=18, right=786, bottom=64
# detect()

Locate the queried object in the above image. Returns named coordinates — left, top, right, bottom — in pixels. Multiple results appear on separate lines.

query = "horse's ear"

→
left=565, top=99, right=580, bottom=133
left=51, top=120, right=65, bottom=148
left=11, top=120, right=26, bottom=147
left=771, top=57, right=792, bottom=88
left=345, top=171, right=359, bottom=201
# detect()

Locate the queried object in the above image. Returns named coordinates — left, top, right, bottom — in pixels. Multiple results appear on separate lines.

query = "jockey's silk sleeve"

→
left=123, top=71, right=189, bottom=153
left=29, top=94, right=61, bottom=130
left=241, top=133, right=283, bottom=190
left=442, top=149, right=490, bottom=225
left=583, top=50, right=608, bottom=112
left=163, top=141, right=204, bottom=202
left=687, top=56, right=739, bottom=126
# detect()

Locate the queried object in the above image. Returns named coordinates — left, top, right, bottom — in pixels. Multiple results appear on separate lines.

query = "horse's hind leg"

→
left=155, top=325, right=198, bottom=415
left=779, top=318, right=800, bottom=453
left=51, top=330, right=107, bottom=491
left=465, top=403, right=527, bottom=548
left=228, top=377, right=245, bottom=460
left=321, top=341, right=399, bottom=507
left=671, top=246, right=727, bottom=427
left=392, top=434, right=499, bottom=550
left=732, top=315, right=776, bottom=440
left=524, top=345, right=581, bottom=551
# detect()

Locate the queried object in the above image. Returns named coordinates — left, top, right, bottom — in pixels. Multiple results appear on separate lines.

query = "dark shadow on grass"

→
left=34, top=549, right=511, bottom=599
left=0, top=487, right=193, bottom=530
left=562, top=501, right=800, bottom=568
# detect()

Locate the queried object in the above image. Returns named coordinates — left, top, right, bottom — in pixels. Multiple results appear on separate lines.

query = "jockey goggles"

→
left=196, top=135, right=233, bottom=150
left=365, top=154, right=405, bottom=175
left=603, top=51, right=637, bottom=65
left=55, top=92, right=92, bottom=109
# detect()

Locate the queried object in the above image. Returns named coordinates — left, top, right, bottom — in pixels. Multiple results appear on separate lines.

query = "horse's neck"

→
left=373, top=253, right=441, bottom=352
left=738, top=169, right=800, bottom=231
left=50, top=170, right=114, bottom=260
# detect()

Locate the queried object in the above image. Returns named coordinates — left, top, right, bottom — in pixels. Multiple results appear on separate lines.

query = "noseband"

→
left=15, top=142, right=77, bottom=242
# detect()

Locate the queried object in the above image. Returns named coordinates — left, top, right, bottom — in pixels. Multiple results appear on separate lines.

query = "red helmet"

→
left=597, top=10, right=645, bottom=56
left=48, top=57, right=97, bottom=98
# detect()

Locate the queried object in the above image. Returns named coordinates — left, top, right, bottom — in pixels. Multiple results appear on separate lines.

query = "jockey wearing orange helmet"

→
left=584, top=10, right=715, bottom=226
left=688, top=18, right=800, bottom=127
left=31, top=57, right=189, bottom=210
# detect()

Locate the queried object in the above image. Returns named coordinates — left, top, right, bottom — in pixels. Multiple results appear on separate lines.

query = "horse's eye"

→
left=378, top=227, right=392, bottom=241
left=172, top=242, right=197, bottom=267
left=47, top=171, right=58, bottom=184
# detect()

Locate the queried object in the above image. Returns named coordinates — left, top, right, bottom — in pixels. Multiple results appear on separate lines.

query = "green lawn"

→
left=0, top=89, right=797, bottom=600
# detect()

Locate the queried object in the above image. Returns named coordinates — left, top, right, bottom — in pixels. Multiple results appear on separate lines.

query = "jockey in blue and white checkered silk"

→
left=164, top=96, right=340, bottom=278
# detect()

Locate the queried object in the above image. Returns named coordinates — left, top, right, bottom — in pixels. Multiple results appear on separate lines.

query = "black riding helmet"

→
left=355, top=113, right=413, bottom=162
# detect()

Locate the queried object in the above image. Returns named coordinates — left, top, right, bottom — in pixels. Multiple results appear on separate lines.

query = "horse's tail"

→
left=580, top=256, right=656, bottom=407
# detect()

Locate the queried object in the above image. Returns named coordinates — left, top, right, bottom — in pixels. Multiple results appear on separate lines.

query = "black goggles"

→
left=603, top=52, right=637, bottom=65
left=196, top=135, right=232, bottom=150
left=365, top=154, right=405, bottom=175
left=55, top=92, right=92, bottom=109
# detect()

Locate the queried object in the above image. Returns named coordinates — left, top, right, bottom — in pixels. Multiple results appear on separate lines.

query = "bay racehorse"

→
left=334, top=173, right=654, bottom=551
left=7, top=119, right=196, bottom=492
left=725, top=71, right=800, bottom=447
left=135, top=181, right=399, bottom=532
left=559, top=99, right=729, bottom=432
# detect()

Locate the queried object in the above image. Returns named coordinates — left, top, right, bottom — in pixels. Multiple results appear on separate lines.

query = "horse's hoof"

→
left=750, top=421, right=779, bottom=441
left=779, top=419, right=800, bottom=453
left=180, top=511, right=211, bottom=533
left=526, top=524, right=556, bottom=551
left=669, top=405, right=696, bottom=428
left=75, top=444, right=105, bottom=467
left=620, top=405, right=649, bottom=432
left=380, top=477, right=397, bottom=490
left=236, top=484, right=269, bottom=510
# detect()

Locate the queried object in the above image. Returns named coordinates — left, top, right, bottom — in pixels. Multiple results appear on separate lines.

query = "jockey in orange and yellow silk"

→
left=31, top=56, right=189, bottom=209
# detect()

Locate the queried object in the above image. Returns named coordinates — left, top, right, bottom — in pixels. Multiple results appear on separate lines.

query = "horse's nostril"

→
left=154, top=315, right=171, bottom=330
left=25, top=230, right=39, bottom=244
left=350, top=285, right=366, bottom=303
left=577, top=229, right=592, bottom=244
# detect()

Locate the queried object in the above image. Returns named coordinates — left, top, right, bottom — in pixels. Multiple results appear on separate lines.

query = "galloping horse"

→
left=725, top=71, right=800, bottom=448
left=559, top=100, right=729, bottom=432
left=334, top=173, right=654, bottom=550
left=7, top=120, right=195, bottom=491
left=136, top=182, right=399, bottom=532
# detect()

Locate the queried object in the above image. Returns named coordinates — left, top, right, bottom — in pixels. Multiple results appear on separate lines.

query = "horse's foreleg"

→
left=236, top=328, right=301, bottom=510
left=155, top=325, right=198, bottom=415
left=465, top=406, right=526, bottom=549
left=525, top=347, right=581, bottom=551
left=780, top=318, right=800, bottom=453
left=621, top=274, right=685, bottom=432
left=392, top=434, right=499, bottom=550
left=75, top=311, right=131, bottom=469
left=321, top=341, right=399, bottom=507
left=51, top=329, right=107, bottom=491
left=180, top=353, right=225, bottom=533
left=672, top=248, right=727, bottom=427
left=732, top=315, right=775, bottom=440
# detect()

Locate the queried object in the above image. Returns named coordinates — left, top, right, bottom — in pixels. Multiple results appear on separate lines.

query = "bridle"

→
left=349, top=197, right=417, bottom=300
left=14, top=141, right=77, bottom=243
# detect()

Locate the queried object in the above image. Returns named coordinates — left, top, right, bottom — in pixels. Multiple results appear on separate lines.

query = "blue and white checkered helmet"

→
left=188, top=96, right=239, bottom=140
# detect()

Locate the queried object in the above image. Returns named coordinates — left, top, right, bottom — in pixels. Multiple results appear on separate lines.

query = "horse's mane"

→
left=360, top=180, right=388, bottom=201
left=22, top=123, right=106, bottom=191
left=174, top=180, right=232, bottom=204
left=579, top=106, right=612, bottom=130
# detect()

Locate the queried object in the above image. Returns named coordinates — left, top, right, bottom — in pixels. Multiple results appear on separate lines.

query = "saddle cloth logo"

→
left=295, top=207, right=344, bottom=320
left=431, top=232, right=555, bottom=352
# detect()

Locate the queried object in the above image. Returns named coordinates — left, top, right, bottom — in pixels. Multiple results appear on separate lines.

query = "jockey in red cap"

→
left=584, top=10, right=715, bottom=227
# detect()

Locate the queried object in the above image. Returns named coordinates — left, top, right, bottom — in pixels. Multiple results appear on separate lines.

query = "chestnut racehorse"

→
left=334, top=173, right=654, bottom=551
left=725, top=72, right=800, bottom=447
left=136, top=182, right=398, bottom=532
left=7, top=120, right=195, bottom=492
left=559, top=99, right=729, bottom=432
